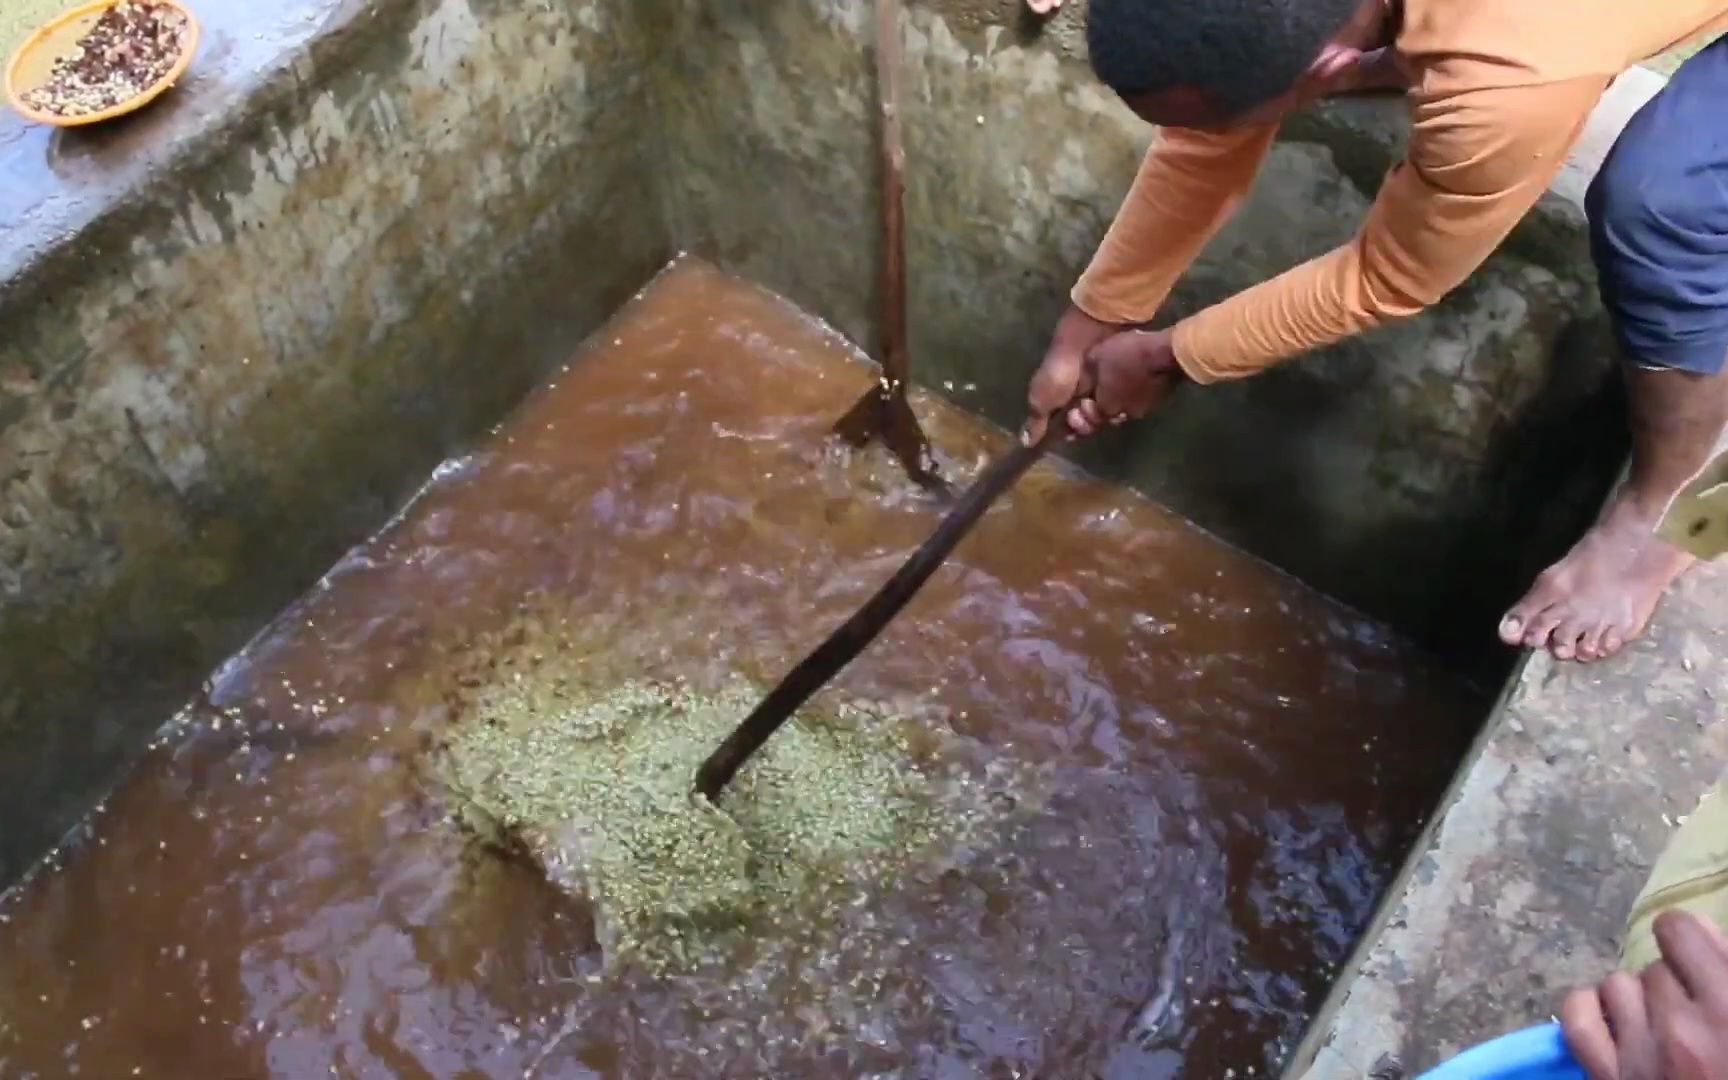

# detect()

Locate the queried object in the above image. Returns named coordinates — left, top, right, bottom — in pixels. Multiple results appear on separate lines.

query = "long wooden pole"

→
left=875, top=0, right=909, bottom=400
left=694, top=416, right=1067, bottom=801
left=832, top=0, right=942, bottom=490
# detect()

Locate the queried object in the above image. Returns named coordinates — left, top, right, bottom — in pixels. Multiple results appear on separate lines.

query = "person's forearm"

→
left=1072, top=124, right=1280, bottom=326
left=1168, top=77, right=1608, bottom=383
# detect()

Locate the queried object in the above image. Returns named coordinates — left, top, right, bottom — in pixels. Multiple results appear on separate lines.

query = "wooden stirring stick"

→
left=695, top=414, right=1070, bottom=801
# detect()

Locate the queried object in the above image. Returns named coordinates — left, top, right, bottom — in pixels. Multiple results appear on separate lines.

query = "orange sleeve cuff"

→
left=1069, top=280, right=1127, bottom=327
left=1168, top=320, right=1221, bottom=385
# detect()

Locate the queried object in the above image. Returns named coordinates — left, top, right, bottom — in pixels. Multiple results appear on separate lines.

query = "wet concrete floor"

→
left=0, top=259, right=1485, bottom=1077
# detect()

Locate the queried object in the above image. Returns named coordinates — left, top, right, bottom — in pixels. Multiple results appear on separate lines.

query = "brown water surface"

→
left=0, top=260, right=1483, bottom=1078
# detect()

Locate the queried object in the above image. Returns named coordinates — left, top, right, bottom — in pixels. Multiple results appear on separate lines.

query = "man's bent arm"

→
left=1072, top=123, right=1282, bottom=325
left=1169, top=76, right=1609, bottom=383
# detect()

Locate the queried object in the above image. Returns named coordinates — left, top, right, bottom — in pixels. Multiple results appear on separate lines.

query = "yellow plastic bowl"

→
left=4, top=0, right=199, bottom=128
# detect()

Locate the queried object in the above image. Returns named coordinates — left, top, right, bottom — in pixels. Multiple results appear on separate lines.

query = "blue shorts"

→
left=1587, top=34, right=1728, bottom=376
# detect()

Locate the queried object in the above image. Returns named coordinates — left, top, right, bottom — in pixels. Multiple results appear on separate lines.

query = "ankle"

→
left=1604, top=487, right=1669, bottom=531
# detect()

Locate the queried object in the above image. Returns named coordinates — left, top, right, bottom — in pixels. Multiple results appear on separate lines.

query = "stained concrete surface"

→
left=0, top=0, right=70, bottom=63
left=0, top=0, right=668, bottom=883
left=1294, top=557, right=1728, bottom=1077
left=1, top=0, right=340, bottom=271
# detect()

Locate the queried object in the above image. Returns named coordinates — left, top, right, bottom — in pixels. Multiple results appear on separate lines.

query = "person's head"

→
left=1087, top=0, right=1379, bottom=130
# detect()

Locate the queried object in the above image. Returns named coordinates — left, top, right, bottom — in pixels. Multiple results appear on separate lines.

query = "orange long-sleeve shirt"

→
left=1073, top=0, right=1728, bottom=384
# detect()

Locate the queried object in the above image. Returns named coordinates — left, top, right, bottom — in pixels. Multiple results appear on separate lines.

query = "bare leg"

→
left=1499, top=362, right=1728, bottom=661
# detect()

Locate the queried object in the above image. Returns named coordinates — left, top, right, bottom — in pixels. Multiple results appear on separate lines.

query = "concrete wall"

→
left=659, top=0, right=1627, bottom=670
left=0, top=0, right=669, bottom=883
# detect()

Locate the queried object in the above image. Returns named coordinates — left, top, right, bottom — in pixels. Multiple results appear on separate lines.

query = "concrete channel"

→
left=1, top=0, right=1721, bottom=1073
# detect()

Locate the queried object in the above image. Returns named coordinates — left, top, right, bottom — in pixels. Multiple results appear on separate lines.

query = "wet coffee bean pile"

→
left=22, top=1, right=188, bottom=117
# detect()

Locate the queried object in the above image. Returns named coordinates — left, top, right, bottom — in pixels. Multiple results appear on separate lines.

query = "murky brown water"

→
left=0, top=260, right=1483, bottom=1078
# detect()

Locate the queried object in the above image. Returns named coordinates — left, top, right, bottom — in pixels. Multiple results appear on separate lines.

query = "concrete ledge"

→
left=0, top=0, right=668, bottom=883
left=1549, top=67, right=1667, bottom=210
left=1292, top=561, right=1727, bottom=1076
left=1288, top=67, right=1728, bottom=1078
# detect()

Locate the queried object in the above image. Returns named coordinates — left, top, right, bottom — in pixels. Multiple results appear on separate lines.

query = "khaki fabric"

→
left=1617, top=449, right=1726, bottom=968
left=1659, top=449, right=1728, bottom=560
left=1622, top=776, right=1728, bottom=972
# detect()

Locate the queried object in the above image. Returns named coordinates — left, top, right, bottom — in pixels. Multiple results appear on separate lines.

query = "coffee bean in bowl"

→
left=5, top=0, right=198, bottom=126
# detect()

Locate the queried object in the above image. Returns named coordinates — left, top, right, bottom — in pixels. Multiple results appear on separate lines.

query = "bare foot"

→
left=1026, top=0, right=1062, bottom=13
left=1499, top=495, right=1695, bottom=662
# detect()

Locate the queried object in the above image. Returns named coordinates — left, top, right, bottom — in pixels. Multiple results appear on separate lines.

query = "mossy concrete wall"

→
left=660, top=0, right=1626, bottom=672
left=0, top=0, right=668, bottom=883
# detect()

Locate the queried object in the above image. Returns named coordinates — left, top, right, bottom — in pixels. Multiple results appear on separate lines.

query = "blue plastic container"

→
left=1417, top=1023, right=1586, bottom=1080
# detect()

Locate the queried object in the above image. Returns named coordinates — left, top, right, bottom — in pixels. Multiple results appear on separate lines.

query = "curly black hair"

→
left=1087, top=0, right=1363, bottom=114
